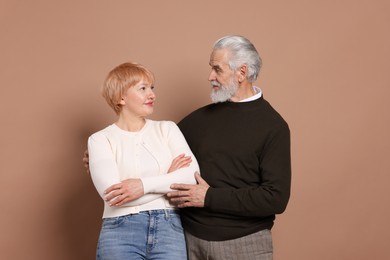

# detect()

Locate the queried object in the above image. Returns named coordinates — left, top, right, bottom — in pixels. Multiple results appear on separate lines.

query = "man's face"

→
left=208, top=49, right=239, bottom=103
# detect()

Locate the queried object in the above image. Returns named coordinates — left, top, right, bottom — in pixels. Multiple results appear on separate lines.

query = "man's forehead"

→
left=209, top=49, right=230, bottom=67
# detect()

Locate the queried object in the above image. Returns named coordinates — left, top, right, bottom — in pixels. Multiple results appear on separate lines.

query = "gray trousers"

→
left=185, top=229, right=273, bottom=260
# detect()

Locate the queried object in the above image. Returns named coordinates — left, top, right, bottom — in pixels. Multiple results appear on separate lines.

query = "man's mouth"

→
left=211, top=81, right=221, bottom=90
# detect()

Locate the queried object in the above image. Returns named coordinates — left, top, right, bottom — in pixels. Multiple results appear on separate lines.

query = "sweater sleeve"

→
left=88, top=133, right=163, bottom=206
left=205, top=123, right=291, bottom=217
left=141, top=121, right=200, bottom=194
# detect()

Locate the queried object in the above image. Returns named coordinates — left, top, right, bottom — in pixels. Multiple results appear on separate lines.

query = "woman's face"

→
left=119, top=80, right=156, bottom=117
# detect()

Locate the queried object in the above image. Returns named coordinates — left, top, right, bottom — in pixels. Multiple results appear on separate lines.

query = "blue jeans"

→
left=96, top=209, right=187, bottom=260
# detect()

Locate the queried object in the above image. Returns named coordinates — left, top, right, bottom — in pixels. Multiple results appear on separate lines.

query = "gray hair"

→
left=213, top=35, right=262, bottom=82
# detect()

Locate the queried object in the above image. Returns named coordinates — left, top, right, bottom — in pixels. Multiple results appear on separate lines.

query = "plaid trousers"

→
left=185, top=229, right=273, bottom=260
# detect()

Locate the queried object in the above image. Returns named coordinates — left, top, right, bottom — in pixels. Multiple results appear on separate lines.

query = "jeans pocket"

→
left=101, top=216, right=126, bottom=229
left=168, top=213, right=184, bottom=232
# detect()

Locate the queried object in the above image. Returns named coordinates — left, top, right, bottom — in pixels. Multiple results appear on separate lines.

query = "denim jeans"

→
left=96, top=209, right=187, bottom=260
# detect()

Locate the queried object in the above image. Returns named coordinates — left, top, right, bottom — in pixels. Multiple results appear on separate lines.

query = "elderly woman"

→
left=88, top=62, right=199, bottom=259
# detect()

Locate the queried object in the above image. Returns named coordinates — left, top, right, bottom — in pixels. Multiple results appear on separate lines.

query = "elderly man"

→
left=167, top=35, right=291, bottom=260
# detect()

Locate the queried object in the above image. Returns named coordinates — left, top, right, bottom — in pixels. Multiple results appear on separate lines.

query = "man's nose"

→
left=208, top=71, right=216, bottom=81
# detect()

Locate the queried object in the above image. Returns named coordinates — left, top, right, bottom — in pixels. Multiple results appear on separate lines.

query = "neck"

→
left=230, top=81, right=255, bottom=102
left=116, top=113, right=146, bottom=132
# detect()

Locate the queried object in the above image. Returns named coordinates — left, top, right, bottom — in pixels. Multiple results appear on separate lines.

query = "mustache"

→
left=210, top=80, right=221, bottom=87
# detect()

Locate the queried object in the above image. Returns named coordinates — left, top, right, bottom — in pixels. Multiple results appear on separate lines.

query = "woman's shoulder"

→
left=88, top=124, right=117, bottom=140
left=146, top=120, right=181, bottom=136
left=147, top=119, right=177, bottom=128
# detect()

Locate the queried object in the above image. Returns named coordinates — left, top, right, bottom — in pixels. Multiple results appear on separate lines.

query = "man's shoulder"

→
left=178, top=104, right=213, bottom=128
left=188, top=103, right=215, bottom=114
left=180, top=103, right=218, bottom=120
left=261, top=99, right=288, bottom=122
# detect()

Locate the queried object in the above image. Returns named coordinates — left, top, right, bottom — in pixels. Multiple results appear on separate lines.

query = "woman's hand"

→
left=104, top=179, right=144, bottom=206
left=168, top=154, right=192, bottom=173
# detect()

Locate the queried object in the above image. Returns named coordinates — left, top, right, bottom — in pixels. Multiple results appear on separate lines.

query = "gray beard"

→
left=210, top=80, right=238, bottom=103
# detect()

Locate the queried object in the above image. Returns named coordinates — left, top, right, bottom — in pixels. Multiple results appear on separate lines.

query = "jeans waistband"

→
left=139, top=209, right=180, bottom=216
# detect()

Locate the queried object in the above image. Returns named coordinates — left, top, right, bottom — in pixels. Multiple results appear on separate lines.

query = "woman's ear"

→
left=118, top=97, right=125, bottom=105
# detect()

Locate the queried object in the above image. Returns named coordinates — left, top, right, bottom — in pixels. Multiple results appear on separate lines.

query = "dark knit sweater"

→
left=178, top=96, right=291, bottom=241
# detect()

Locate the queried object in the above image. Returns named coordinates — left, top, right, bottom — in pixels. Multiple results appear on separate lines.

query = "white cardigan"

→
left=88, top=119, right=200, bottom=218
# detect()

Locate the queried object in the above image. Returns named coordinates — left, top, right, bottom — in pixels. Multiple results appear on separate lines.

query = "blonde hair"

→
left=102, top=62, right=155, bottom=115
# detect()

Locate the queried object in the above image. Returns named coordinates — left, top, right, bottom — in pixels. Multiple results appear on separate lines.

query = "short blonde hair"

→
left=102, top=62, right=155, bottom=115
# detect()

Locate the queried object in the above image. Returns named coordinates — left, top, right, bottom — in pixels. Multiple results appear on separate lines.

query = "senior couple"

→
left=85, top=35, right=291, bottom=260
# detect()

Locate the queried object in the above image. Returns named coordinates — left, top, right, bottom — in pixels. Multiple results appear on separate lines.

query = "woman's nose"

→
left=149, top=90, right=156, bottom=99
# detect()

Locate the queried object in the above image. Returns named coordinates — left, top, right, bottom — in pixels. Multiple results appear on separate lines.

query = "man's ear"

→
left=238, top=65, right=248, bottom=83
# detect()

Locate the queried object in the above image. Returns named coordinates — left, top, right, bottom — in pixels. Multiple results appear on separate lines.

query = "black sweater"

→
left=178, top=96, right=291, bottom=241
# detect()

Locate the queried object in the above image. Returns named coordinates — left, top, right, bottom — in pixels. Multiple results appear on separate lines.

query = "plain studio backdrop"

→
left=1, top=0, right=389, bottom=259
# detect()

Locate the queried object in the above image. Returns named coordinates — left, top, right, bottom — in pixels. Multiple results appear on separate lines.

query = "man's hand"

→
left=168, top=154, right=192, bottom=173
left=82, top=149, right=90, bottom=174
left=167, top=173, right=209, bottom=208
left=104, top=179, right=144, bottom=207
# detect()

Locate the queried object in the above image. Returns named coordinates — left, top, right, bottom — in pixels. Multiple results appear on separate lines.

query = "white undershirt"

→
left=239, top=86, right=262, bottom=102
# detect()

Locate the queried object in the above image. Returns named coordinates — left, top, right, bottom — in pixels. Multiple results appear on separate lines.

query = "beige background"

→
left=1, top=0, right=389, bottom=259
